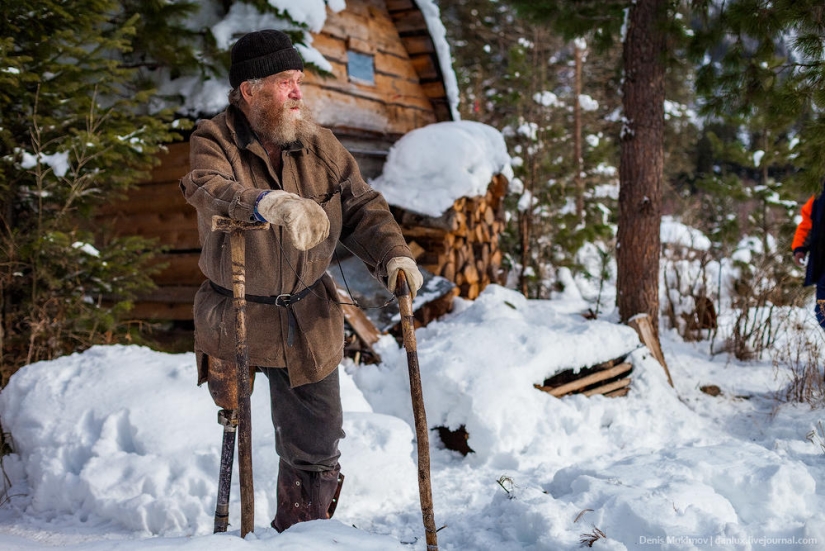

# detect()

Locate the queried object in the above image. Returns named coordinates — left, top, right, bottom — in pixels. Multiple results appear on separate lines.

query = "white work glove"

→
left=386, top=257, right=423, bottom=299
left=256, top=190, right=330, bottom=251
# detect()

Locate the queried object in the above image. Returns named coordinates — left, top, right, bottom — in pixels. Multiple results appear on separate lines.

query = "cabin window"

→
left=347, top=51, right=375, bottom=85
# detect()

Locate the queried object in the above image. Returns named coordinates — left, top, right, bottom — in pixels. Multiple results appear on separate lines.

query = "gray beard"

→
left=249, top=99, right=317, bottom=146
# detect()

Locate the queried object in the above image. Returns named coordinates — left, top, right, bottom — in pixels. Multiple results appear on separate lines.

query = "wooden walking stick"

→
left=395, top=271, right=439, bottom=551
left=212, top=215, right=269, bottom=538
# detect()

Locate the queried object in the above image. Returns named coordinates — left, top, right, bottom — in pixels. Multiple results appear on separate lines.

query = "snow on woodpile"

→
left=371, top=121, right=512, bottom=218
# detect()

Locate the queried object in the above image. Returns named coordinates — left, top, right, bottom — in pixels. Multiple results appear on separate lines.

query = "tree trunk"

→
left=574, top=43, right=584, bottom=221
left=519, top=209, right=531, bottom=296
left=616, top=0, right=667, bottom=336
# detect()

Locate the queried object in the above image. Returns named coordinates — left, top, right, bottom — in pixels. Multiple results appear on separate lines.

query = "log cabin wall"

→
left=98, top=0, right=455, bottom=321
left=97, top=141, right=198, bottom=321
left=307, top=0, right=452, bottom=178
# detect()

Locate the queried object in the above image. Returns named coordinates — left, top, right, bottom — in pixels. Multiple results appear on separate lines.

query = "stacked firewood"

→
left=392, top=174, right=509, bottom=300
left=534, top=355, right=633, bottom=399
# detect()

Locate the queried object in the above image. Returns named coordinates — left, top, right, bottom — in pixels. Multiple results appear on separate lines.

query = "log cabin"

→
left=98, top=0, right=506, bottom=325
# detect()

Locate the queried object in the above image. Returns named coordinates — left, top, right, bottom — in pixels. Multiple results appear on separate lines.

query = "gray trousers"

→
left=260, top=367, right=344, bottom=472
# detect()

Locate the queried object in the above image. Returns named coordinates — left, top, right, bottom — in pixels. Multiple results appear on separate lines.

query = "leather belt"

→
left=209, top=280, right=318, bottom=347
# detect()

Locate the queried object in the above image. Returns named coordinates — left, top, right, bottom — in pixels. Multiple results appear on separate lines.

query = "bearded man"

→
left=180, top=29, right=422, bottom=532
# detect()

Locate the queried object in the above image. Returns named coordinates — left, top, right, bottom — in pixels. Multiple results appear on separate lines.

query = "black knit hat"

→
left=229, top=30, right=304, bottom=89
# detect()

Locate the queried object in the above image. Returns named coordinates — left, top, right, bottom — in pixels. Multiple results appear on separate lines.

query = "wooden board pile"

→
left=534, top=355, right=633, bottom=398
left=393, top=174, right=509, bottom=300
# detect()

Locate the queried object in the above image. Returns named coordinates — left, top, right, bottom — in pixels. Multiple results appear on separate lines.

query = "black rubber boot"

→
left=271, top=459, right=344, bottom=532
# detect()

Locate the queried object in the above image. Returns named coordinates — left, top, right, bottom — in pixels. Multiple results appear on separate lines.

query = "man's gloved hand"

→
left=794, top=250, right=807, bottom=267
left=256, top=190, right=330, bottom=251
left=386, top=257, right=423, bottom=299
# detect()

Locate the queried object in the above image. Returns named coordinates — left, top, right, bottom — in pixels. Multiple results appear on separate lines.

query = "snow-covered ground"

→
left=1, top=283, right=823, bottom=551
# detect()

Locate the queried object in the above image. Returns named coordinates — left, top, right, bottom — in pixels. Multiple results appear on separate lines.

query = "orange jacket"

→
left=792, top=195, right=815, bottom=252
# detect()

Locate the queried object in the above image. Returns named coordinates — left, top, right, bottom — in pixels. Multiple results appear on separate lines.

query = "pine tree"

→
left=685, top=0, right=825, bottom=357
left=0, top=0, right=182, bottom=381
left=506, top=0, right=681, bottom=336
left=440, top=0, right=621, bottom=300
left=690, top=0, right=825, bottom=192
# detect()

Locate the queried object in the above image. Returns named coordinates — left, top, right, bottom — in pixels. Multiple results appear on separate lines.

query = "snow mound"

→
left=0, top=346, right=417, bottom=537
left=354, top=285, right=683, bottom=464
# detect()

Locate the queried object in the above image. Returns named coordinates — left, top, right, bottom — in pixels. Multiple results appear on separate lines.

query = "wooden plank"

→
left=359, top=66, right=432, bottom=102
left=420, top=80, right=446, bottom=98
left=401, top=226, right=448, bottom=239
left=151, top=252, right=203, bottom=286
left=416, top=289, right=454, bottom=326
left=321, top=5, right=408, bottom=58
left=365, top=8, right=410, bottom=58
left=348, top=36, right=377, bottom=55
left=410, top=54, right=440, bottom=81
left=108, top=212, right=201, bottom=250
left=386, top=0, right=416, bottom=10
left=158, top=231, right=201, bottom=251
left=604, top=386, right=630, bottom=398
left=338, top=0, right=369, bottom=16
left=303, top=83, right=435, bottom=136
left=106, top=225, right=199, bottom=250
left=376, top=50, right=422, bottom=80
left=99, top=181, right=190, bottom=215
left=431, top=101, right=452, bottom=123
left=139, top=285, right=199, bottom=302
left=107, top=209, right=197, bottom=232
left=147, top=142, right=190, bottom=184
left=336, top=287, right=381, bottom=346
left=535, top=362, right=633, bottom=398
left=363, top=0, right=388, bottom=10
left=310, top=32, right=347, bottom=63
left=323, top=8, right=370, bottom=42
left=390, top=9, right=428, bottom=34
left=385, top=101, right=437, bottom=131
left=400, top=35, right=435, bottom=56
left=628, top=314, right=673, bottom=387
left=127, top=300, right=194, bottom=321
left=583, top=377, right=632, bottom=397
left=121, top=284, right=200, bottom=320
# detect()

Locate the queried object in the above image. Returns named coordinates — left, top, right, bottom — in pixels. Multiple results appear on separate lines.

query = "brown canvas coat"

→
left=180, top=106, right=412, bottom=387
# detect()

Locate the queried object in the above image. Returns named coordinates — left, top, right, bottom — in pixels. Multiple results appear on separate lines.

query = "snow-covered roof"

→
left=414, top=0, right=460, bottom=121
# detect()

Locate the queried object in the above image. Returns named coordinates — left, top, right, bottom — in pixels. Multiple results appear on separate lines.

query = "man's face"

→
left=243, top=70, right=315, bottom=146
